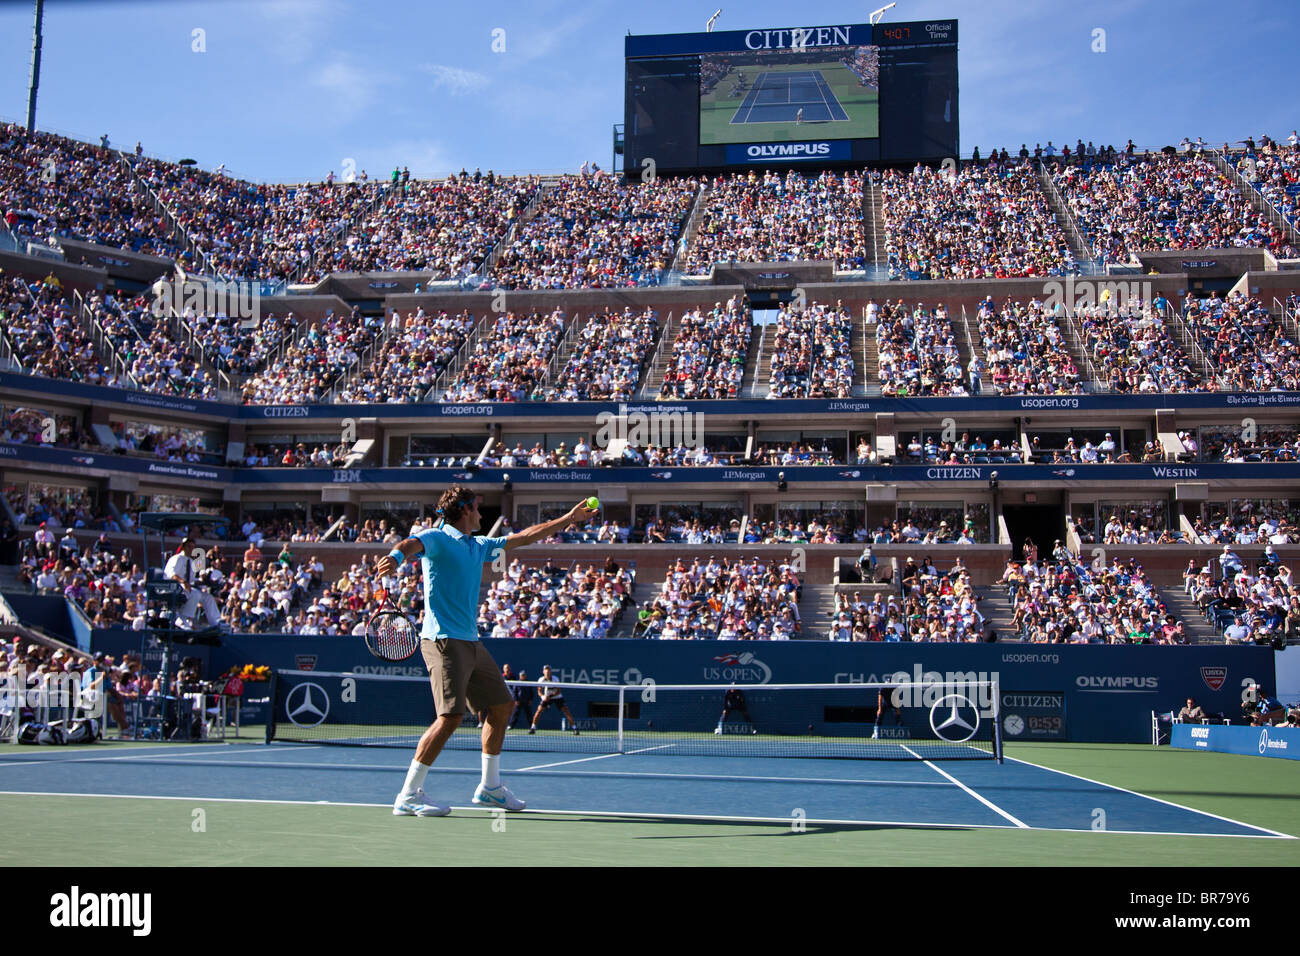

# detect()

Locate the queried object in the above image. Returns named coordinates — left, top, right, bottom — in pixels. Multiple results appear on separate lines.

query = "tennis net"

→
left=267, top=670, right=1003, bottom=761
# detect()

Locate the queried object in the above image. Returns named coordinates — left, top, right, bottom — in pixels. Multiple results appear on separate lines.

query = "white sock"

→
left=481, top=752, right=501, bottom=789
left=402, top=758, right=430, bottom=795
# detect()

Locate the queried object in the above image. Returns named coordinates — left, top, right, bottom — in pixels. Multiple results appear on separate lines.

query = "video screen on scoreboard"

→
left=699, top=47, right=880, bottom=145
left=625, top=20, right=957, bottom=173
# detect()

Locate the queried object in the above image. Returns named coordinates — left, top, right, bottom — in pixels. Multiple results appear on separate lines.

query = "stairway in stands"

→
left=1033, top=162, right=1096, bottom=267
left=976, top=585, right=1017, bottom=640
left=861, top=176, right=888, bottom=273
left=637, top=313, right=678, bottom=399
left=1159, top=589, right=1223, bottom=645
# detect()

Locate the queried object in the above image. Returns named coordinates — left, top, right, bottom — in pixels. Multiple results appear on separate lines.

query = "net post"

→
left=617, top=685, right=625, bottom=754
left=264, top=669, right=278, bottom=745
left=992, top=678, right=1003, bottom=764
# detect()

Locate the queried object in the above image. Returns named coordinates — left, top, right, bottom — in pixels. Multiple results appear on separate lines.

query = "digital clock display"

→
left=881, top=27, right=910, bottom=41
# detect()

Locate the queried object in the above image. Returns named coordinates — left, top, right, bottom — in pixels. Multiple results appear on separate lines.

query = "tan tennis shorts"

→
left=420, top=638, right=513, bottom=717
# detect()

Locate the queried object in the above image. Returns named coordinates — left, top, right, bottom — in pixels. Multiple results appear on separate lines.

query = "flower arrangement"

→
left=236, top=664, right=272, bottom=682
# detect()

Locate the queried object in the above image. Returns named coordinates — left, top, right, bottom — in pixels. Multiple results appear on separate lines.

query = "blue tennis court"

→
left=0, top=741, right=1288, bottom=839
left=731, top=70, right=850, bottom=126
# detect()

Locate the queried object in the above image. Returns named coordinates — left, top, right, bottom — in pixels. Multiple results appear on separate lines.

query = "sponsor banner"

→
left=86, top=632, right=1275, bottom=744
left=725, top=141, right=854, bottom=164
left=1171, top=722, right=1300, bottom=760
left=4, top=371, right=1300, bottom=420
left=8, top=441, right=1300, bottom=488
left=999, top=690, right=1067, bottom=739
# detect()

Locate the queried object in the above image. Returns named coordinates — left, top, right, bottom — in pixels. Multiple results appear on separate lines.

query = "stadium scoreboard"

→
left=625, top=20, right=957, bottom=174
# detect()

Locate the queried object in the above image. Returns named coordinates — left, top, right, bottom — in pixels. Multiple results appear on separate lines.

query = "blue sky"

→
left=0, top=0, right=1294, bottom=183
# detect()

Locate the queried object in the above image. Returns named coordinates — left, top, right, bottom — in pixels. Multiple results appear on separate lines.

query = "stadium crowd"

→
left=658, top=302, right=752, bottom=399
left=1000, top=551, right=1187, bottom=644
left=766, top=301, right=855, bottom=399
left=829, top=557, right=985, bottom=642
left=333, top=172, right=537, bottom=278
left=685, top=170, right=866, bottom=272
left=637, top=555, right=801, bottom=641
left=440, top=309, right=566, bottom=403
left=491, top=173, right=697, bottom=289
left=880, top=162, right=1075, bottom=279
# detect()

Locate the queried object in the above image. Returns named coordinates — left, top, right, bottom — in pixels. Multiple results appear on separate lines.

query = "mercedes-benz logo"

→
left=930, top=692, right=980, bottom=743
left=286, top=681, right=330, bottom=726
left=1259, top=729, right=1269, bottom=755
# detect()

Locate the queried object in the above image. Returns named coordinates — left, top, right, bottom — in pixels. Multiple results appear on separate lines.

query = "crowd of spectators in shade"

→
left=1198, top=425, right=1299, bottom=462
left=880, top=162, right=1074, bottom=280
left=1054, top=149, right=1298, bottom=264
left=999, top=548, right=1187, bottom=644
left=1181, top=292, right=1300, bottom=392
left=479, top=557, right=634, bottom=639
left=745, top=514, right=856, bottom=544
left=636, top=555, right=801, bottom=641
left=1095, top=509, right=1185, bottom=545
left=1, top=123, right=180, bottom=257
left=972, top=295, right=1083, bottom=395
left=1184, top=546, right=1299, bottom=644
left=240, top=309, right=377, bottom=404
left=333, top=170, right=536, bottom=278
left=685, top=170, right=865, bottom=272
left=829, top=557, right=986, bottom=642
left=441, top=309, right=566, bottom=402
left=538, top=307, right=659, bottom=401
left=767, top=301, right=854, bottom=398
left=337, top=309, right=476, bottom=404
left=749, top=441, right=840, bottom=465
left=108, top=420, right=215, bottom=463
left=658, top=301, right=751, bottom=399
left=863, top=515, right=984, bottom=545
left=9, top=489, right=99, bottom=532
left=1190, top=503, right=1300, bottom=546
left=1030, top=433, right=1167, bottom=465
left=874, top=299, right=969, bottom=397
left=239, top=441, right=351, bottom=468
left=491, top=173, right=697, bottom=289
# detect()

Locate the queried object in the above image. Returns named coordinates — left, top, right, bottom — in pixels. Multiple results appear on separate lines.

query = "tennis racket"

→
left=364, top=591, right=419, bottom=661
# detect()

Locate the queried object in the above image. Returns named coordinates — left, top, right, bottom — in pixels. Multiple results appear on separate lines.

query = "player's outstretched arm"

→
left=376, top=537, right=424, bottom=577
left=504, top=499, right=598, bottom=551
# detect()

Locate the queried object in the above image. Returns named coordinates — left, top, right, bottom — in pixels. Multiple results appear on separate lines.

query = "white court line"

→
left=900, top=744, right=1030, bottom=829
left=516, top=743, right=674, bottom=771
left=0, top=790, right=1017, bottom=830
left=1003, top=752, right=1297, bottom=840
left=0, top=746, right=233, bottom=768
left=0, top=790, right=1288, bottom=837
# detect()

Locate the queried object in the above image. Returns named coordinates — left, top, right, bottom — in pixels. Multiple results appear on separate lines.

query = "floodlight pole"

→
left=26, top=0, right=45, bottom=131
left=869, top=3, right=896, bottom=26
left=706, top=9, right=721, bottom=32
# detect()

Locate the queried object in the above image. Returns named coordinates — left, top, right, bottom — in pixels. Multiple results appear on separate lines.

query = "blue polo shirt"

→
left=414, top=525, right=507, bottom=642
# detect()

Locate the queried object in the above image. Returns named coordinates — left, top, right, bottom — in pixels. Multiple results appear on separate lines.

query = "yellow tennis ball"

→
left=586, top=497, right=599, bottom=509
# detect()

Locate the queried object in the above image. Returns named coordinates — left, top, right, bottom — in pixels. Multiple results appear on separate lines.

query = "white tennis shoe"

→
left=393, top=788, right=451, bottom=817
left=472, top=783, right=526, bottom=811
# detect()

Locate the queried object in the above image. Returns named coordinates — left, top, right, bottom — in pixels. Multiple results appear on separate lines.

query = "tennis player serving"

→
left=380, top=487, right=598, bottom=817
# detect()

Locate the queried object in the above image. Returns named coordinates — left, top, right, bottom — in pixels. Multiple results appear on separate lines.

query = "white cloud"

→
left=313, top=59, right=385, bottom=119
left=420, top=64, right=490, bottom=96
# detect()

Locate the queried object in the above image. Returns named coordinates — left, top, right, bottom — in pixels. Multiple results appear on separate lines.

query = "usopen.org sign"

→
left=726, top=141, right=852, bottom=164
